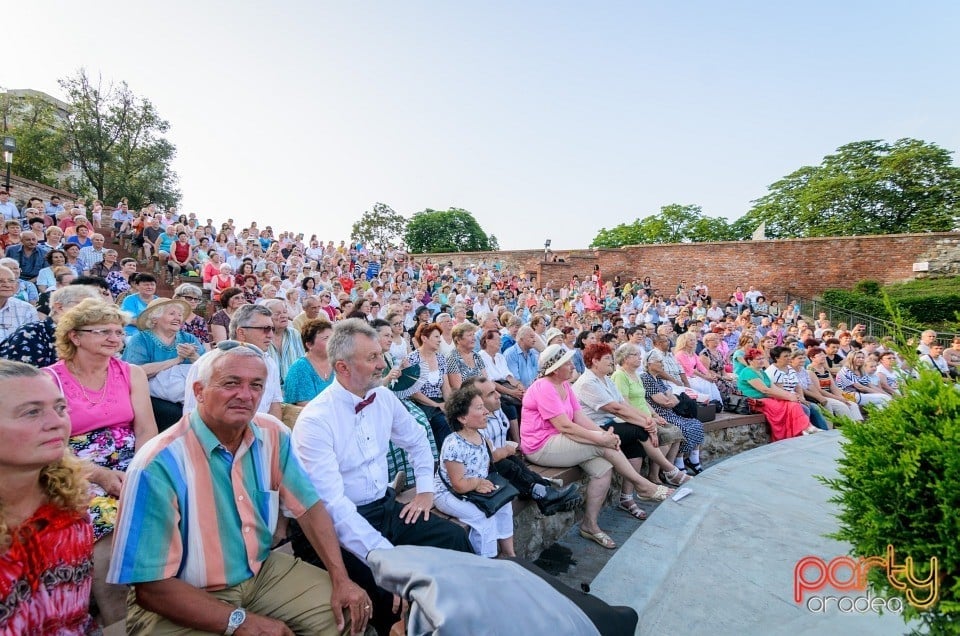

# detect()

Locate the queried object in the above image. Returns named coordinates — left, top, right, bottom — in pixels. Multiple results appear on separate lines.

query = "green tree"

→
left=58, top=69, right=180, bottom=207
left=404, top=208, right=492, bottom=253
left=350, top=202, right=406, bottom=247
left=0, top=92, right=67, bottom=187
left=740, top=139, right=960, bottom=238
left=590, top=204, right=734, bottom=247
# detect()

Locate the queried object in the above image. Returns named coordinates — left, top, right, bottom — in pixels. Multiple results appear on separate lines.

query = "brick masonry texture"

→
left=419, top=232, right=960, bottom=299
left=3, top=174, right=77, bottom=209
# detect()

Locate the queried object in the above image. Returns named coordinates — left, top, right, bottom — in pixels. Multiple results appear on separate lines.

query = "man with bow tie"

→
left=291, top=318, right=473, bottom=635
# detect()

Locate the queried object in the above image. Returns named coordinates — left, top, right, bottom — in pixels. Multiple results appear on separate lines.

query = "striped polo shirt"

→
left=108, top=411, right=320, bottom=590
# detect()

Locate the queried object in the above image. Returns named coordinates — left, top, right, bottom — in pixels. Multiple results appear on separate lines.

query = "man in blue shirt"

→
left=504, top=326, right=540, bottom=388
left=0, top=190, right=19, bottom=223
left=44, top=195, right=64, bottom=219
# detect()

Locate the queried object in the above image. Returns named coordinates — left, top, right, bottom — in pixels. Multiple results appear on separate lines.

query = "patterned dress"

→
left=0, top=317, right=58, bottom=368
left=639, top=372, right=705, bottom=453
left=0, top=504, right=100, bottom=635
left=701, top=347, right=738, bottom=399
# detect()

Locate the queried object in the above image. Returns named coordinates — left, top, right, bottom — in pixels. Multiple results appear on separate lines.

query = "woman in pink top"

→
left=521, top=345, right=674, bottom=551
left=45, top=299, right=156, bottom=629
left=674, top=332, right=723, bottom=405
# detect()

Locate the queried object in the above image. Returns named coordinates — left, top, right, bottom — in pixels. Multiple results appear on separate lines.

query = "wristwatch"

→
left=224, top=607, right=246, bottom=635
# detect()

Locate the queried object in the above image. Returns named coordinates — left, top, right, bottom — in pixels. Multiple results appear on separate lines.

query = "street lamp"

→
left=2, top=136, right=15, bottom=192
left=543, top=238, right=551, bottom=262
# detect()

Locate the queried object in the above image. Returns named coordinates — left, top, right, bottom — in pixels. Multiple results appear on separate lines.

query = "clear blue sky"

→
left=7, top=1, right=959, bottom=249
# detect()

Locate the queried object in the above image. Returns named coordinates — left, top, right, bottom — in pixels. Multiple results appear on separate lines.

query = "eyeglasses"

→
left=177, top=295, right=202, bottom=302
left=216, top=339, right=264, bottom=355
left=240, top=325, right=276, bottom=334
left=76, top=328, right=125, bottom=338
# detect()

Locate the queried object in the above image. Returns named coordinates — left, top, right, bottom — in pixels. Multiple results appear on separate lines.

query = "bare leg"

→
left=642, top=440, right=680, bottom=475
left=621, top=458, right=643, bottom=497
left=497, top=537, right=516, bottom=558
left=580, top=470, right=612, bottom=534
left=600, top=447, right=669, bottom=498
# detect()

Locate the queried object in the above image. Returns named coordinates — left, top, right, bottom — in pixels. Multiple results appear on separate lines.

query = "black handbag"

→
left=439, top=440, right=520, bottom=517
left=672, top=392, right=699, bottom=418
left=724, top=394, right=751, bottom=415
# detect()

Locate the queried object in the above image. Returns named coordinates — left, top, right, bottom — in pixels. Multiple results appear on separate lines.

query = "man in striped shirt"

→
left=108, top=344, right=371, bottom=635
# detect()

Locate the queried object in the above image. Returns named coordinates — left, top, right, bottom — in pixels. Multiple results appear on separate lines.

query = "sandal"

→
left=579, top=528, right=617, bottom=549
left=662, top=468, right=693, bottom=486
left=617, top=497, right=647, bottom=520
left=637, top=484, right=674, bottom=502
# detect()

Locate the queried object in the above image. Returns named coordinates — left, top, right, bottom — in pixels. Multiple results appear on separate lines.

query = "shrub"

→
left=854, top=279, right=882, bottom=295
left=823, top=369, right=960, bottom=633
left=821, top=289, right=896, bottom=320
left=897, top=295, right=960, bottom=325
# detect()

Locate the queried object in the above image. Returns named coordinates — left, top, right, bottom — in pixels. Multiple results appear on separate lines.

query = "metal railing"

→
left=784, top=294, right=958, bottom=344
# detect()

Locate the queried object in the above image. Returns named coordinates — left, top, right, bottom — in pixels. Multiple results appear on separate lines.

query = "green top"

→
left=737, top=365, right=770, bottom=399
left=731, top=349, right=747, bottom=375
left=611, top=368, right=652, bottom=416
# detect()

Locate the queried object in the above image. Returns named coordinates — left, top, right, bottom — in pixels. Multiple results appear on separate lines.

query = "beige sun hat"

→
left=136, top=297, right=193, bottom=331
left=538, top=344, right=576, bottom=377
left=543, top=327, right=564, bottom=345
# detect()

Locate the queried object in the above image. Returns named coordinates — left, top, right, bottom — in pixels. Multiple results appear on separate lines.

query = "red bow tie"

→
left=355, top=393, right=377, bottom=414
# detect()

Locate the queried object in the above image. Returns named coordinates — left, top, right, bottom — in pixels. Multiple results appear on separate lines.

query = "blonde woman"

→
left=0, top=361, right=98, bottom=633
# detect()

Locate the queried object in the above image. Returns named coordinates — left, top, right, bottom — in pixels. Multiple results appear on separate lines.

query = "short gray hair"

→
left=0, top=258, right=16, bottom=269
left=614, top=343, right=640, bottom=366
left=327, top=318, right=378, bottom=365
left=193, top=345, right=265, bottom=386
left=174, top=282, right=202, bottom=298
left=51, top=285, right=101, bottom=314
left=229, top=304, right=273, bottom=339
left=517, top=325, right=534, bottom=339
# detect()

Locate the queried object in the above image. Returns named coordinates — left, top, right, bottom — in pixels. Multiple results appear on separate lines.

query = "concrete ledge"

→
left=701, top=411, right=770, bottom=464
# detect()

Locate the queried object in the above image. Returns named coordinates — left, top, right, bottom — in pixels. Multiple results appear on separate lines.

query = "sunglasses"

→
left=216, top=340, right=264, bottom=355
left=239, top=325, right=276, bottom=334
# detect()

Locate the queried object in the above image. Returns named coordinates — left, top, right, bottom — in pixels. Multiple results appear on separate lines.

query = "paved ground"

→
left=576, top=431, right=916, bottom=635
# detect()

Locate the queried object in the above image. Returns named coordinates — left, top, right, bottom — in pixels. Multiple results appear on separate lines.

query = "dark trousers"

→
left=150, top=397, right=184, bottom=432
left=290, top=489, right=472, bottom=636
left=494, top=455, right=551, bottom=499
left=602, top=420, right=648, bottom=460
left=419, top=404, right=452, bottom=447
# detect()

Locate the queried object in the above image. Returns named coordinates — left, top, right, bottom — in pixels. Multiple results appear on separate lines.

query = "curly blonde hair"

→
left=54, top=298, right=129, bottom=361
left=0, top=362, right=90, bottom=550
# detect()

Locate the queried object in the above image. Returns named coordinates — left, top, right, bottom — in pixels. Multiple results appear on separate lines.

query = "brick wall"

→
left=3, top=173, right=77, bottom=211
left=415, top=232, right=960, bottom=300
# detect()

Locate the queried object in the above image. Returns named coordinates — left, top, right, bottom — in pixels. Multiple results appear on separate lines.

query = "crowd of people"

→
left=2, top=191, right=959, bottom=634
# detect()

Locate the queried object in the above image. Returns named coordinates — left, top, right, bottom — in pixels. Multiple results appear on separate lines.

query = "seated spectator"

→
left=36, top=249, right=68, bottom=293
left=263, top=298, right=305, bottom=379
left=0, top=265, right=39, bottom=343
left=645, top=334, right=709, bottom=402
left=108, top=344, right=370, bottom=635
left=119, top=273, right=159, bottom=336
left=209, top=286, right=245, bottom=344
left=765, top=346, right=831, bottom=431
left=433, top=384, right=516, bottom=558
left=122, top=297, right=203, bottom=430
left=611, top=343, right=687, bottom=472
left=876, top=350, right=906, bottom=395
left=174, top=283, right=210, bottom=347
left=447, top=321, right=486, bottom=390
left=836, top=350, right=893, bottom=409
left=0, top=285, right=100, bottom=367
left=674, top=332, right=723, bottom=406
left=918, top=342, right=957, bottom=380
left=210, top=262, right=235, bottom=302
left=521, top=345, right=674, bottom=551
left=284, top=318, right=336, bottom=405
left=478, top=328, right=524, bottom=431
left=574, top=343, right=692, bottom=518
left=803, top=347, right=863, bottom=420
left=183, top=304, right=284, bottom=420
left=87, top=247, right=120, bottom=279
left=0, top=258, right=39, bottom=306
left=290, top=319, right=472, bottom=635
left=4, top=231, right=46, bottom=282
left=944, top=337, right=960, bottom=375
left=373, top=318, right=439, bottom=485
left=62, top=243, right=85, bottom=277
left=47, top=299, right=158, bottom=628
left=823, top=338, right=844, bottom=375
left=408, top=323, right=454, bottom=446
left=504, top=325, right=540, bottom=388
left=105, top=257, right=137, bottom=299
left=241, top=273, right=262, bottom=304
left=736, top=348, right=817, bottom=440
left=0, top=361, right=99, bottom=634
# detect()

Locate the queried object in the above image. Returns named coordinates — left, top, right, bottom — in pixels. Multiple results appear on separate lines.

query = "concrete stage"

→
left=589, top=430, right=918, bottom=635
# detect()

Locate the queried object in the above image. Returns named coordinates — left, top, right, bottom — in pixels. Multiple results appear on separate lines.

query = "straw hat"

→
left=538, top=344, right=576, bottom=377
left=136, top=297, right=193, bottom=331
left=543, top=327, right=564, bottom=345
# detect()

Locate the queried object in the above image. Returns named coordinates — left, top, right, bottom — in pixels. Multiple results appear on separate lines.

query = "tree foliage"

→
left=404, top=208, right=493, bottom=253
left=0, top=92, right=67, bottom=187
left=58, top=69, right=180, bottom=208
left=350, top=202, right=406, bottom=247
left=739, top=139, right=960, bottom=238
left=590, top=204, right=736, bottom=247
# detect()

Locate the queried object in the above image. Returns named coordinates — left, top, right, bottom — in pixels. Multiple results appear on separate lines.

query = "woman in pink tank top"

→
left=45, top=299, right=156, bottom=628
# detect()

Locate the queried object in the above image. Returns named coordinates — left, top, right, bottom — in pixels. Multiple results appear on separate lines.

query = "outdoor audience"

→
left=0, top=192, right=946, bottom=633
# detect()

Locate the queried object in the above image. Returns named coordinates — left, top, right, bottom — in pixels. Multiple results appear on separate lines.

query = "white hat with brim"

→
left=539, top=344, right=576, bottom=377
left=543, top=327, right=564, bottom=345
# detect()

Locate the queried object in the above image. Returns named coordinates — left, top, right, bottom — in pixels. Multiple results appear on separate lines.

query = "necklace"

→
left=67, top=361, right=109, bottom=405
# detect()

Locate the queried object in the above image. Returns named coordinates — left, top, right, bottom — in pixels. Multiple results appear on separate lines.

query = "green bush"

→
left=854, top=279, right=882, bottom=295
left=898, top=295, right=960, bottom=325
left=824, top=370, right=960, bottom=633
left=821, top=289, right=896, bottom=319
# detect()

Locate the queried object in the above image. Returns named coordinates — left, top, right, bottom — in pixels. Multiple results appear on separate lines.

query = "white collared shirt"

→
left=291, top=380, right=434, bottom=562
